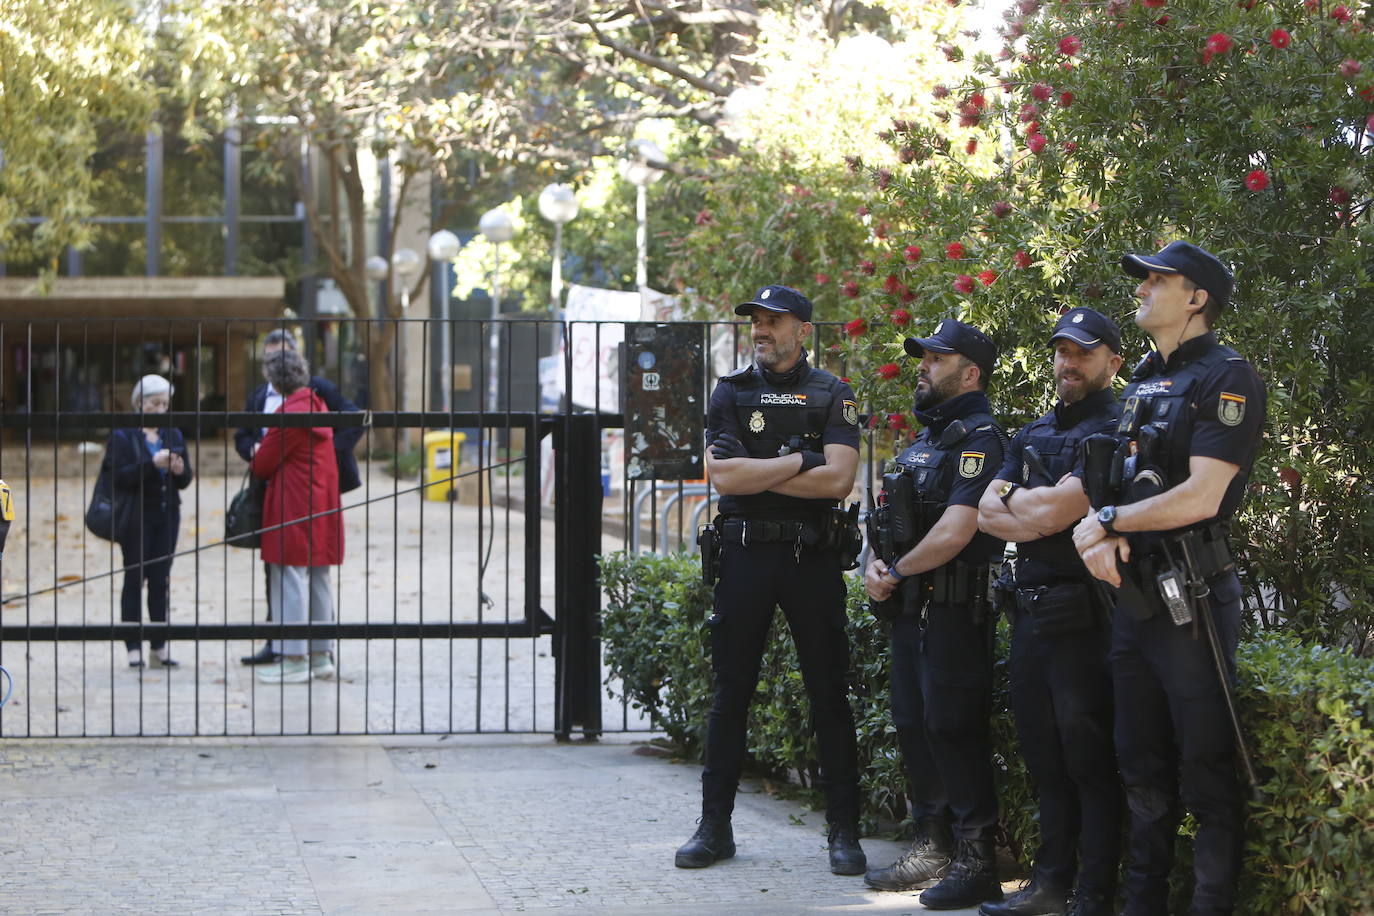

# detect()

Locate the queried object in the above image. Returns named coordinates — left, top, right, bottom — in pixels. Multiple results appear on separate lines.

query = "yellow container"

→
left=421, top=430, right=467, bottom=501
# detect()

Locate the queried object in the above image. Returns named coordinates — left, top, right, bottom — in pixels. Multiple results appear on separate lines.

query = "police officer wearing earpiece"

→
left=976, top=308, right=1125, bottom=916
left=1072, top=242, right=1265, bottom=916
left=676, top=284, right=866, bottom=876
left=863, top=320, right=1008, bottom=911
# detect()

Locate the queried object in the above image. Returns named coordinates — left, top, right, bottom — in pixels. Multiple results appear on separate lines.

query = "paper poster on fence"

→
left=557, top=285, right=675, bottom=411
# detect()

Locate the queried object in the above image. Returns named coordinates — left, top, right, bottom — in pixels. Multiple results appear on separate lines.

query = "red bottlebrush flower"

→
left=856, top=205, right=870, bottom=217
left=970, top=91, right=987, bottom=109
left=859, top=260, right=876, bottom=275
left=966, top=139, right=979, bottom=154
left=942, top=43, right=963, bottom=61
left=874, top=221, right=890, bottom=240
left=1013, top=250, right=1034, bottom=269
left=978, top=269, right=998, bottom=286
left=991, top=200, right=1012, bottom=218
left=845, top=155, right=863, bottom=172
left=958, top=104, right=981, bottom=128
left=891, top=308, right=912, bottom=327
left=1278, top=466, right=1302, bottom=488
left=845, top=317, right=868, bottom=338
left=867, top=414, right=881, bottom=429
left=904, top=245, right=923, bottom=263
left=1031, top=83, right=1053, bottom=102
left=887, top=413, right=909, bottom=431
left=1154, top=14, right=1170, bottom=26
left=814, top=272, right=831, bottom=286
left=1270, top=28, right=1291, bottom=48
left=1019, top=0, right=1040, bottom=14
left=876, top=169, right=894, bottom=189
left=1361, top=85, right=1374, bottom=101
left=1020, top=103, right=1041, bottom=122
left=883, top=274, right=902, bottom=294
left=1063, top=140, right=1079, bottom=153
left=1024, top=120, right=1041, bottom=136
left=1142, top=0, right=1166, bottom=6
left=1341, top=59, right=1362, bottom=78
left=1245, top=169, right=1270, bottom=191
left=1366, top=113, right=1374, bottom=133
left=953, top=274, right=977, bottom=294
left=899, top=147, right=917, bottom=164
left=1027, top=133, right=1048, bottom=154
left=1059, top=91, right=1074, bottom=107
left=1058, top=35, right=1082, bottom=56
left=1305, top=0, right=1318, bottom=11
left=878, top=362, right=902, bottom=380
left=945, top=241, right=965, bottom=260
left=1205, top=32, right=1233, bottom=56
left=841, top=280, right=861, bottom=298
left=1330, top=186, right=1352, bottom=205
left=1333, top=5, right=1351, bottom=22
left=694, top=209, right=713, bottom=225
left=1107, top=0, right=1128, bottom=15
left=933, top=84, right=951, bottom=99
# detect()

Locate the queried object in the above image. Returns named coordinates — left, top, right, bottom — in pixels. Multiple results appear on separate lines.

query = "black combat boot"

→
left=1065, top=888, right=1113, bottom=916
left=674, top=813, right=735, bottom=868
left=864, top=818, right=954, bottom=891
left=827, top=823, right=866, bottom=875
left=980, top=878, right=1068, bottom=916
left=920, top=836, right=1002, bottom=910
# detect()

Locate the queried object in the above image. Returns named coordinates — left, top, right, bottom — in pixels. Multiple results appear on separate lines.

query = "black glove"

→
left=710, top=432, right=748, bottom=460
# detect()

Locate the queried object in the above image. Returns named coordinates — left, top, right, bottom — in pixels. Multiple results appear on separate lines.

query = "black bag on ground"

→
left=226, top=469, right=265, bottom=549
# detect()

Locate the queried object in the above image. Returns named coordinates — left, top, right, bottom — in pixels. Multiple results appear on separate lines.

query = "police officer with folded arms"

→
left=862, top=320, right=1007, bottom=911
left=1072, top=242, right=1265, bottom=916
left=976, top=308, right=1125, bottom=916
left=677, top=284, right=866, bottom=876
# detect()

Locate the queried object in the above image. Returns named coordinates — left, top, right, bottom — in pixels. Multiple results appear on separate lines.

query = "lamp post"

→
left=391, top=247, right=422, bottom=412
left=427, top=229, right=462, bottom=412
left=618, top=139, right=666, bottom=313
left=537, top=183, right=579, bottom=312
left=478, top=208, right=515, bottom=413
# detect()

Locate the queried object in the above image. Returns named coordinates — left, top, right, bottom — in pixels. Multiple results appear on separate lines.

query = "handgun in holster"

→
left=697, top=522, right=721, bottom=585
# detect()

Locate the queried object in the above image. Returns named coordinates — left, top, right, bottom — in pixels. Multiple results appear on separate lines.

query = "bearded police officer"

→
left=676, top=284, right=866, bottom=875
left=976, top=308, right=1125, bottom=916
left=863, top=320, right=1007, bottom=910
left=1072, top=242, right=1265, bottom=916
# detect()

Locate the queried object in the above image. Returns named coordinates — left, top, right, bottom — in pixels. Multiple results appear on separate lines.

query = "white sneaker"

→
left=256, top=656, right=312, bottom=684
left=310, top=651, right=336, bottom=680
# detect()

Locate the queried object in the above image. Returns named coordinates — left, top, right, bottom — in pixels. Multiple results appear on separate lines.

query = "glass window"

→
left=161, top=223, right=224, bottom=276
left=163, top=133, right=224, bottom=218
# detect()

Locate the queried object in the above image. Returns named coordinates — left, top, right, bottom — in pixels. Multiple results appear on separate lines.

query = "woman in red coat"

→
left=250, top=348, right=344, bottom=684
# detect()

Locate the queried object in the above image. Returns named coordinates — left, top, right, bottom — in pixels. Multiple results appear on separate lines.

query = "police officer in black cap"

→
left=976, top=308, right=1125, bottom=916
left=676, top=284, right=866, bottom=875
left=863, top=319, right=1008, bottom=910
left=1073, top=242, right=1265, bottom=916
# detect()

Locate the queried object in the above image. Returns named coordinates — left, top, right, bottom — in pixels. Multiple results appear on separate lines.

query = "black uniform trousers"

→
left=889, top=599, right=997, bottom=840
left=1009, top=607, right=1122, bottom=896
left=702, top=538, right=859, bottom=825
left=1110, top=571, right=1244, bottom=916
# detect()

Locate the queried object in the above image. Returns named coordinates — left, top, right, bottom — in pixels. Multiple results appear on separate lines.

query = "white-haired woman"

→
left=108, top=374, right=193, bottom=668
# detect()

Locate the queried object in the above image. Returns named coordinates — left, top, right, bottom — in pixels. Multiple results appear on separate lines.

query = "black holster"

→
left=697, top=523, right=721, bottom=585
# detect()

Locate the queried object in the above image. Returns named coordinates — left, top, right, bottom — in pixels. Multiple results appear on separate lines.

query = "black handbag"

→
left=85, top=463, right=115, bottom=541
left=225, top=468, right=265, bottom=549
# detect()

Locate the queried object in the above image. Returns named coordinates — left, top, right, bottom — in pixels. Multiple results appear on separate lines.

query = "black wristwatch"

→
left=997, top=481, right=1020, bottom=505
left=1097, top=505, right=1120, bottom=537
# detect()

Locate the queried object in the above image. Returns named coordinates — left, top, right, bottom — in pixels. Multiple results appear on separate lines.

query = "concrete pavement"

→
left=0, top=734, right=1013, bottom=914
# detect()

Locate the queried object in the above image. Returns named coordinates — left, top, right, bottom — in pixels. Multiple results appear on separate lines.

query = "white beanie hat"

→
left=130, top=374, right=173, bottom=409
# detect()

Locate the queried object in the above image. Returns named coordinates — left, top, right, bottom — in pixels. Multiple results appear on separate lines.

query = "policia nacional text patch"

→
left=959, top=451, right=986, bottom=478
left=1218, top=392, right=1246, bottom=427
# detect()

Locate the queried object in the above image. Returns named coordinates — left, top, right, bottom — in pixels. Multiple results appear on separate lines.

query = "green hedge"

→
left=601, top=550, right=1374, bottom=915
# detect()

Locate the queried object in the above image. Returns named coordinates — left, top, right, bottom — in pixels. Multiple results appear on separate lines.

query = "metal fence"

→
left=0, top=315, right=879, bottom=739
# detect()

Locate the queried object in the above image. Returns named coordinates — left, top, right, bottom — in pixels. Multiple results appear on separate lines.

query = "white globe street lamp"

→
left=479, top=208, right=516, bottom=412
left=427, top=230, right=463, bottom=412
left=537, top=183, right=579, bottom=312
left=618, top=139, right=667, bottom=311
left=390, top=247, right=422, bottom=412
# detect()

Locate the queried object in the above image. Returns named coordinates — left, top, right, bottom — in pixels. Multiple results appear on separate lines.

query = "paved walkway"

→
left=0, top=734, right=1011, bottom=914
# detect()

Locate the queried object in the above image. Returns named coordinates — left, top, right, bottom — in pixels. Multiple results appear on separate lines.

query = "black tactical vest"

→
left=719, top=363, right=842, bottom=517
left=1116, top=342, right=1248, bottom=512
left=1013, top=391, right=1120, bottom=585
left=890, top=412, right=1002, bottom=511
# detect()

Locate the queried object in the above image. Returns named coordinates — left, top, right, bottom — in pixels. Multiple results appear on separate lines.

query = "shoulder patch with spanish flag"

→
left=1218, top=392, right=1246, bottom=427
left=959, top=451, right=986, bottom=479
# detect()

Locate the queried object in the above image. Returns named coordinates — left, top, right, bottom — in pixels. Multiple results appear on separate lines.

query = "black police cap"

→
left=1049, top=307, right=1121, bottom=352
left=735, top=285, right=813, bottom=322
left=904, top=319, right=997, bottom=380
left=1121, top=241, right=1234, bottom=310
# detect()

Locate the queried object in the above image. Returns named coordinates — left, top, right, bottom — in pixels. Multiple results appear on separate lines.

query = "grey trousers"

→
left=266, top=564, right=335, bottom=657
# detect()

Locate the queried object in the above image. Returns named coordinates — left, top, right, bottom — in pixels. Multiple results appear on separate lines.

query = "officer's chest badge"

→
left=842, top=399, right=858, bottom=426
left=748, top=410, right=766, bottom=433
left=959, top=450, right=986, bottom=478
left=1218, top=392, right=1246, bottom=427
